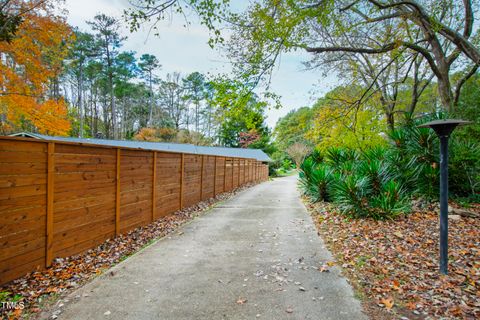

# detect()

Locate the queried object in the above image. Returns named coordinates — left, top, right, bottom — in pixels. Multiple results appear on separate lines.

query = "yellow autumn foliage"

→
left=306, top=86, right=388, bottom=151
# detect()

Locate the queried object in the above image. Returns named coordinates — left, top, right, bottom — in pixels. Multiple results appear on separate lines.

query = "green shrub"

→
left=356, top=158, right=392, bottom=193
left=369, top=180, right=411, bottom=219
left=450, top=139, right=480, bottom=197
left=299, top=158, right=333, bottom=202
left=387, top=120, right=439, bottom=199
left=281, top=158, right=294, bottom=171
left=325, top=147, right=358, bottom=167
left=299, top=115, right=478, bottom=219
left=331, top=174, right=371, bottom=218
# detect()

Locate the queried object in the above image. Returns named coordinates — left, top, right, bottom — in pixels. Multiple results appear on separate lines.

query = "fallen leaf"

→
left=393, top=231, right=404, bottom=239
left=318, top=265, right=330, bottom=272
left=381, top=297, right=394, bottom=310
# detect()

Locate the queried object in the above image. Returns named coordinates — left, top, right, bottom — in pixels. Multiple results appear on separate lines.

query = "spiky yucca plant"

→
left=331, top=174, right=371, bottom=218
left=299, top=157, right=333, bottom=202
left=356, top=158, right=393, bottom=193
left=325, top=147, right=358, bottom=168
left=370, top=180, right=411, bottom=219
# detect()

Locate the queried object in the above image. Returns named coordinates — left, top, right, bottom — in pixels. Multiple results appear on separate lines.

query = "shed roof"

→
left=8, top=132, right=272, bottom=162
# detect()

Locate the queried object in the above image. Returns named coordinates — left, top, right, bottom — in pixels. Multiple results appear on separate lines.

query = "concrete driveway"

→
left=48, top=175, right=366, bottom=320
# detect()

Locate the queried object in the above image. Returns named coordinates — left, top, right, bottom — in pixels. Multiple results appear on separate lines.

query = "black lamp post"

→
left=418, top=119, right=471, bottom=275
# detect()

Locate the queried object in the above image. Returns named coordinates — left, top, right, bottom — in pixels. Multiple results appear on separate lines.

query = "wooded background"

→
left=0, top=137, right=268, bottom=284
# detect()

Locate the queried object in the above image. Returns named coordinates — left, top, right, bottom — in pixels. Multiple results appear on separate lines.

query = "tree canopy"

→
left=0, top=0, right=73, bottom=135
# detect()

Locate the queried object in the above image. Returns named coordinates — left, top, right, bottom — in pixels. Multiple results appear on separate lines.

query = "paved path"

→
left=49, top=175, right=366, bottom=320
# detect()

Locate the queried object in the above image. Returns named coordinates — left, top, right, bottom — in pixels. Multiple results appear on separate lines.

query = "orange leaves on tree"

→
left=0, top=0, right=73, bottom=135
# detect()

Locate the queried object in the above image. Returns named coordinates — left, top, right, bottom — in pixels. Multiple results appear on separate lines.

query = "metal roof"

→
left=8, top=132, right=272, bottom=162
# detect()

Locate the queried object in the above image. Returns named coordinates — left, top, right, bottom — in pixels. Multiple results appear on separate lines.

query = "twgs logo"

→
left=1, top=301, right=25, bottom=310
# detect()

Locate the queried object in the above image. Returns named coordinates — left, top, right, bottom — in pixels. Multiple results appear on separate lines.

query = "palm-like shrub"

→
left=329, top=159, right=410, bottom=219
left=325, top=147, right=358, bottom=167
left=387, top=120, right=440, bottom=199
left=301, top=146, right=410, bottom=219
left=331, top=174, right=371, bottom=218
left=299, top=158, right=333, bottom=202
left=356, top=158, right=392, bottom=193
left=362, top=146, right=388, bottom=162
left=384, top=149, right=417, bottom=191
left=370, top=180, right=411, bottom=219
left=298, top=114, right=478, bottom=219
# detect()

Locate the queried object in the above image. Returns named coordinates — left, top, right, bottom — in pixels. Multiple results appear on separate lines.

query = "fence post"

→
left=152, top=151, right=157, bottom=222
left=180, top=153, right=185, bottom=209
left=115, top=148, right=121, bottom=236
left=46, top=142, right=55, bottom=268
left=200, top=155, right=204, bottom=200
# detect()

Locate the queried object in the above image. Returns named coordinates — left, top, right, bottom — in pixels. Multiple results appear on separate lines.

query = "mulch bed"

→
left=305, top=200, right=480, bottom=320
left=0, top=185, right=255, bottom=320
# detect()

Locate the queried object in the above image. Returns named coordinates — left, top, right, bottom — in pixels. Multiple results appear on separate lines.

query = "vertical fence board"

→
left=152, top=152, right=157, bottom=222
left=46, top=142, right=54, bottom=267
left=243, top=159, right=246, bottom=185
left=223, top=157, right=227, bottom=191
left=200, top=155, right=204, bottom=200
left=215, top=157, right=225, bottom=195
left=180, top=153, right=185, bottom=209
left=115, top=148, right=121, bottom=236
left=213, top=157, right=217, bottom=196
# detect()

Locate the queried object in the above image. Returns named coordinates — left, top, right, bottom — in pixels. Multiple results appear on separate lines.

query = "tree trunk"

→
left=437, top=72, right=454, bottom=113
left=78, top=64, right=84, bottom=138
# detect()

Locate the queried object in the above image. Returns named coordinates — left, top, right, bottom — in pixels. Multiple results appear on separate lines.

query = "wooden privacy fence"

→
left=0, top=137, right=269, bottom=284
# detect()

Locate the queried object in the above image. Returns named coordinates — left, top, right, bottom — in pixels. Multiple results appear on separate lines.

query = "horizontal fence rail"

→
left=0, top=137, right=269, bottom=284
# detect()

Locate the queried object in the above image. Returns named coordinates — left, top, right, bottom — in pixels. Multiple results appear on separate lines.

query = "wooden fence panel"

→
left=239, top=159, right=245, bottom=186
left=202, top=156, right=215, bottom=200
left=120, top=150, right=153, bottom=234
left=225, top=158, right=233, bottom=191
left=0, top=137, right=269, bottom=285
left=0, top=140, right=47, bottom=284
left=249, top=160, right=253, bottom=182
left=232, top=158, right=239, bottom=189
left=52, top=144, right=116, bottom=259
left=215, top=157, right=225, bottom=195
left=155, top=152, right=181, bottom=218
left=183, top=154, right=202, bottom=208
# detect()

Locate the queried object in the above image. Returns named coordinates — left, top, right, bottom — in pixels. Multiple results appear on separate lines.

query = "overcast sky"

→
left=62, top=0, right=338, bottom=128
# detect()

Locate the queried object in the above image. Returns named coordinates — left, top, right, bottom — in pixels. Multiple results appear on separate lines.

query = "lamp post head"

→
left=418, top=119, right=472, bottom=137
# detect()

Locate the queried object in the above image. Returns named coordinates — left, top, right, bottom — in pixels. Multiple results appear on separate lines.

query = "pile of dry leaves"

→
left=307, top=201, right=480, bottom=319
left=0, top=185, right=255, bottom=319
